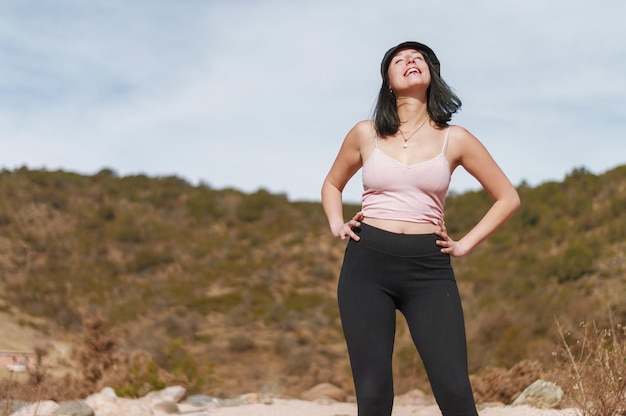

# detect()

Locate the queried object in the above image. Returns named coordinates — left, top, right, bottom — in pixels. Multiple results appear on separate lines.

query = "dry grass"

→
left=471, top=359, right=545, bottom=404
left=555, top=316, right=626, bottom=416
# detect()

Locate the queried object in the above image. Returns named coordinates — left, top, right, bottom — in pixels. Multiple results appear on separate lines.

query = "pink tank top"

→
left=361, top=127, right=451, bottom=225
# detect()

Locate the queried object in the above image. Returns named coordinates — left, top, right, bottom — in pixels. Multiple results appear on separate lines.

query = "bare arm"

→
left=321, top=121, right=370, bottom=240
left=436, top=127, right=521, bottom=256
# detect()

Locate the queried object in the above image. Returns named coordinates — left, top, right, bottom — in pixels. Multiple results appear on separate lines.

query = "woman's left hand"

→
left=435, top=221, right=468, bottom=258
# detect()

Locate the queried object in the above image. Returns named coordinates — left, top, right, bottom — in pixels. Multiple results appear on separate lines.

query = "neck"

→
left=396, top=96, right=428, bottom=127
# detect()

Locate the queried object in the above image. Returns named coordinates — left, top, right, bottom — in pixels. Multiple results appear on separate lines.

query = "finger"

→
left=344, top=225, right=360, bottom=241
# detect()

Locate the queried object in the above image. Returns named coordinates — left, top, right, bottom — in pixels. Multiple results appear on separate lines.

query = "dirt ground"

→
left=206, top=399, right=578, bottom=416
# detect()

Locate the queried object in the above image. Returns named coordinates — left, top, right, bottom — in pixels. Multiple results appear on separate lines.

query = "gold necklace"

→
left=398, top=116, right=429, bottom=148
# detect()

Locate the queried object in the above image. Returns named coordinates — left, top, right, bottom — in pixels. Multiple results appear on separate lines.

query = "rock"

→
left=1, top=400, right=29, bottom=414
left=144, top=385, right=187, bottom=404
left=218, top=392, right=272, bottom=407
left=52, top=400, right=94, bottom=416
left=260, top=396, right=274, bottom=405
left=185, top=394, right=220, bottom=407
left=83, top=391, right=153, bottom=416
left=512, top=379, right=563, bottom=408
left=313, top=396, right=337, bottom=405
left=301, top=382, right=347, bottom=402
left=10, top=400, right=59, bottom=416
left=239, top=392, right=261, bottom=404
left=153, top=401, right=179, bottom=414
left=477, top=401, right=506, bottom=411
left=99, top=387, right=117, bottom=398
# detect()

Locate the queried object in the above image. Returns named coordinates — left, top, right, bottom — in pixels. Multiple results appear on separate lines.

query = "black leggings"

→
left=337, top=223, right=478, bottom=416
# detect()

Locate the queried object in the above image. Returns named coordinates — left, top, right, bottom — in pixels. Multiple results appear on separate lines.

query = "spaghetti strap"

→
left=441, top=126, right=451, bottom=155
left=373, top=131, right=379, bottom=149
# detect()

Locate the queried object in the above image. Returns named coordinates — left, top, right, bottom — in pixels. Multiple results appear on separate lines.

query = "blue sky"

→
left=1, top=0, right=625, bottom=203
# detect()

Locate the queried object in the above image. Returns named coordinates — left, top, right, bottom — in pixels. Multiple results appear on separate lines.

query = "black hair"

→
left=374, top=44, right=462, bottom=137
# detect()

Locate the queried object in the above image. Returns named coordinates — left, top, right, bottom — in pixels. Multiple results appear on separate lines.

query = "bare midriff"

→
left=362, top=217, right=440, bottom=235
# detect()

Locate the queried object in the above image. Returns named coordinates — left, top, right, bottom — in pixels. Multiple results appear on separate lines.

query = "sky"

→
left=1, top=0, right=625, bottom=203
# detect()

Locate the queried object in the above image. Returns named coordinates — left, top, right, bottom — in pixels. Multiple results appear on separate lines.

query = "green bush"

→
left=557, top=238, right=597, bottom=282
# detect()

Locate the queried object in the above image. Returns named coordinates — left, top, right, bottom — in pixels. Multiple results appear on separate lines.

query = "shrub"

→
left=228, top=335, right=257, bottom=353
left=555, top=317, right=626, bottom=415
left=557, top=239, right=597, bottom=282
left=111, top=350, right=169, bottom=398
left=471, top=360, right=544, bottom=404
left=77, top=315, right=118, bottom=386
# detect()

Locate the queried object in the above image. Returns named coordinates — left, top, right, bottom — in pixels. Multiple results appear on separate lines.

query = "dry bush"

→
left=75, top=315, right=118, bottom=388
left=105, top=349, right=177, bottom=398
left=0, top=314, right=184, bottom=409
left=77, top=315, right=186, bottom=397
left=555, top=317, right=626, bottom=416
left=0, top=374, right=20, bottom=416
left=471, top=359, right=544, bottom=404
left=0, top=366, right=90, bottom=412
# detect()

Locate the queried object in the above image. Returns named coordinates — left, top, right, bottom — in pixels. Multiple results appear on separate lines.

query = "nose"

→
left=407, top=56, right=416, bottom=65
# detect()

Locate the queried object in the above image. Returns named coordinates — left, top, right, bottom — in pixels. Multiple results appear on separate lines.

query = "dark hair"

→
left=374, top=41, right=462, bottom=137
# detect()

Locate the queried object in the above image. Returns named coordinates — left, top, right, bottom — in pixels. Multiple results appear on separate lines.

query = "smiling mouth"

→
left=405, top=68, right=420, bottom=76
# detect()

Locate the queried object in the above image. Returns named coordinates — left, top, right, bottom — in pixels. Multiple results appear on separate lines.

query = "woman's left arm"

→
left=436, top=127, right=521, bottom=257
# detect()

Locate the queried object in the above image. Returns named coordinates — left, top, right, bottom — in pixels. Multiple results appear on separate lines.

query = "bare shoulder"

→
left=347, top=120, right=376, bottom=142
left=447, top=125, right=488, bottom=153
left=448, top=125, right=479, bottom=143
left=336, top=120, right=375, bottom=156
left=445, top=125, right=493, bottom=168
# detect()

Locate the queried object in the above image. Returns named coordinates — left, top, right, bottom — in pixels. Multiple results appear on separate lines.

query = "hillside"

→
left=0, top=165, right=625, bottom=398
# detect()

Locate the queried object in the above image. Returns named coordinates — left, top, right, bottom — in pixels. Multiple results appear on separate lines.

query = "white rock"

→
left=10, top=400, right=59, bottom=416
left=512, top=379, right=563, bottom=408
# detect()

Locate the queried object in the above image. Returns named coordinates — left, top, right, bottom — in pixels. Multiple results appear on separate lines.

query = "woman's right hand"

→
left=330, top=211, right=363, bottom=241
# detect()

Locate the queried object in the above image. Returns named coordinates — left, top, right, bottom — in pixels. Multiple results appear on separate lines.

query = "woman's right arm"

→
left=321, top=121, right=369, bottom=240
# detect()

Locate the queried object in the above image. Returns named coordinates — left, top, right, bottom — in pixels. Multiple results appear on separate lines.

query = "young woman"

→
left=321, top=41, right=520, bottom=416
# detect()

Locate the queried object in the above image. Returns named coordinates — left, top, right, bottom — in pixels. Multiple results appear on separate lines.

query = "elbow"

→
left=322, top=177, right=343, bottom=198
left=495, top=188, right=520, bottom=217
left=321, top=180, right=338, bottom=206
left=508, top=189, right=521, bottom=213
left=321, top=179, right=333, bottom=201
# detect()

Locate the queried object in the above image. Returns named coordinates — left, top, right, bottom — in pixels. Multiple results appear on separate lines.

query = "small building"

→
left=0, top=350, right=37, bottom=370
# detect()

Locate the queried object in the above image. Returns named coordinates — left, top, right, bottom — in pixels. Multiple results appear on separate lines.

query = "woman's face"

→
left=387, top=49, right=431, bottom=94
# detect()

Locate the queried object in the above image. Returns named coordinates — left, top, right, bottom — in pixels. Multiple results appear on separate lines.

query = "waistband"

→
left=353, top=222, right=443, bottom=257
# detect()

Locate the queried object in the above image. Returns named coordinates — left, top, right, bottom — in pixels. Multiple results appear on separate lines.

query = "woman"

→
left=321, top=41, right=520, bottom=416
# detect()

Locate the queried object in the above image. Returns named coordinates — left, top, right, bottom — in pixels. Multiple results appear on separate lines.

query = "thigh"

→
left=337, top=240, right=398, bottom=372
left=401, top=279, right=469, bottom=375
left=402, top=281, right=477, bottom=415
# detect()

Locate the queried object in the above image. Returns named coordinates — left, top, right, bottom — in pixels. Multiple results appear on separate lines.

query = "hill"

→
left=0, top=165, right=625, bottom=398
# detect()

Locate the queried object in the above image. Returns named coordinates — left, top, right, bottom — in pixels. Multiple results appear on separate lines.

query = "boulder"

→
left=301, top=383, right=347, bottom=402
left=512, top=379, right=563, bottom=408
